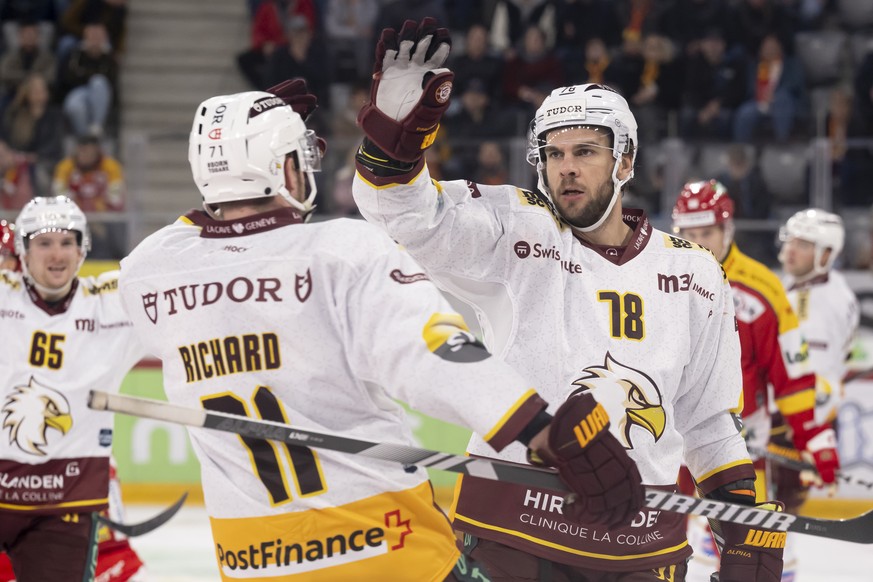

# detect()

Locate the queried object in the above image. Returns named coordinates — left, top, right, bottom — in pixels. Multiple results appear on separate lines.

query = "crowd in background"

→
left=236, top=0, right=873, bottom=268
left=0, top=0, right=127, bottom=259
left=3, top=0, right=873, bottom=267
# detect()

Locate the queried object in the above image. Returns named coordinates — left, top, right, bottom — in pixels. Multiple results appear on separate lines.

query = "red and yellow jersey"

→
left=52, top=156, right=126, bottom=212
left=0, top=270, right=146, bottom=515
left=722, top=244, right=818, bottom=447
left=119, top=208, right=547, bottom=581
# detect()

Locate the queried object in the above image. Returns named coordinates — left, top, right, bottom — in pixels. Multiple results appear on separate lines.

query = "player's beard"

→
left=557, top=178, right=614, bottom=230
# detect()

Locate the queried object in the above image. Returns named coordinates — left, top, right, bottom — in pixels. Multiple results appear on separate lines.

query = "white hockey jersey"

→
left=354, top=165, right=753, bottom=571
left=119, top=208, right=546, bottom=582
left=0, top=270, right=145, bottom=515
left=784, top=271, right=859, bottom=424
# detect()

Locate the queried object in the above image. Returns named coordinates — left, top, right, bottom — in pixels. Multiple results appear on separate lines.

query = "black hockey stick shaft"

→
left=95, top=493, right=188, bottom=537
left=750, top=445, right=873, bottom=491
left=87, top=391, right=873, bottom=544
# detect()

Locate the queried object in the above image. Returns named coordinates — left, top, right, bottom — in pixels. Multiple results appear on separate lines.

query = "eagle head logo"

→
left=2, top=377, right=73, bottom=456
left=571, top=353, right=665, bottom=449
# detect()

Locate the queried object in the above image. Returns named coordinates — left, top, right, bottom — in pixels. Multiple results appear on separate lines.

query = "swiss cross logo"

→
left=384, top=509, right=413, bottom=550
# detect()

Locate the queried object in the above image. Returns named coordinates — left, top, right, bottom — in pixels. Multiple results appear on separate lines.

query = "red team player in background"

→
left=671, top=180, right=841, bottom=581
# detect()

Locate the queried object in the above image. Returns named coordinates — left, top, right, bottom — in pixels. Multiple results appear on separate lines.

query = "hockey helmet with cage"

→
left=189, top=91, right=323, bottom=218
left=526, top=83, right=638, bottom=232
left=779, top=208, right=844, bottom=275
left=671, top=179, right=734, bottom=230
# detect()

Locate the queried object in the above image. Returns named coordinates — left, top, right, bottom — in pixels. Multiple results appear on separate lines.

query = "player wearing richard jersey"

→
left=116, top=85, right=644, bottom=582
left=352, top=23, right=781, bottom=578
left=0, top=196, right=146, bottom=581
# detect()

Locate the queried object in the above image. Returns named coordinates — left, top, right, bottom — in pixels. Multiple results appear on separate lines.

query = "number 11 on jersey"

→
left=202, top=386, right=327, bottom=505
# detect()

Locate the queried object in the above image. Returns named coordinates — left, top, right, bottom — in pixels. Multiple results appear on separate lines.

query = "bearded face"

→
left=2, top=377, right=73, bottom=456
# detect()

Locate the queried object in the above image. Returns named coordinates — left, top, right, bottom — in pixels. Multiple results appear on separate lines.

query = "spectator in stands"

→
left=330, top=79, right=369, bottom=141
left=372, top=0, right=448, bottom=45
left=726, top=0, right=796, bottom=58
left=263, top=15, right=329, bottom=127
left=450, top=24, right=504, bottom=99
left=463, top=0, right=523, bottom=55
left=59, top=0, right=128, bottom=56
left=715, top=144, right=773, bottom=262
left=501, top=24, right=565, bottom=115
left=658, top=0, right=730, bottom=55
left=0, top=138, right=34, bottom=210
left=0, top=0, right=56, bottom=57
left=0, top=20, right=56, bottom=115
left=567, top=36, right=610, bottom=85
left=2, top=72, right=63, bottom=194
left=237, top=0, right=318, bottom=90
left=471, top=140, right=508, bottom=186
left=610, top=32, right=683, bottom=144
left=733, top=33, right=805, bottom=142
left=324, top=0, right=379, bottom=81
left=528, top=0, right=622, bottom=52
left=52, top=134, right=126, bottom=258
left=679, top=28, right=747, bottom=138
left=444, top=79, right=518, bottom=141
left=58, top=22, right=118, bottom=138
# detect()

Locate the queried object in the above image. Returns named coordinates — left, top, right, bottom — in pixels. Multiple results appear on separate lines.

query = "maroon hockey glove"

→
left=533, top=392, right=645, bottom=529
left=707, top=481, right=785, bottom=582
left=357, top=17, right=454, bottom=162
left=266, top=78, right=318, bottom=121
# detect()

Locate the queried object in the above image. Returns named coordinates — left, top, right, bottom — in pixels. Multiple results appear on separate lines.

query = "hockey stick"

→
left=750, top=445, right=873, bottom=491
left=87, top=390, right=873, bottom=544
left=95, top=492, right=188, bottom=537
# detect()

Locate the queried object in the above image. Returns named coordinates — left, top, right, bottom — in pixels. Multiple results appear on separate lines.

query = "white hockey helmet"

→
left=189, top=91, right=323, bottom=217
left=15, top=195, right=90, bottom=290
left=779, top=208, right=844, bottom=275
left=526, top=83, right=638, bottom=232
left=15, top=195, right=91, bottom=258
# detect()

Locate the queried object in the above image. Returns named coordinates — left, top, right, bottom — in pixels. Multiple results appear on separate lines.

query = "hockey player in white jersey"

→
left=779, top=209, right=859, bottom=428
left=0, top=196, right=147, bottom=581
left=117, top=79, right=645, bottom=582
left=352, top=17, right=784, bottom=582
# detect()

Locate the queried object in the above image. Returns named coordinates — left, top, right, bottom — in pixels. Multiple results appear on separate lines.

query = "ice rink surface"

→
left=128, top=504, right=873, bottom=581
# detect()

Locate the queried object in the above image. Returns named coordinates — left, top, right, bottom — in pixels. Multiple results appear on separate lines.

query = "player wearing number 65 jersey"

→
left=0, top=196, right=147, bottom=581
left=118, top=81, right=645, bottom=582
left=352, top=18, right=782, bottom=582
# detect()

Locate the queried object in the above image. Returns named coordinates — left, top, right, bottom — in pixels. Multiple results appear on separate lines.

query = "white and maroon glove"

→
left=357, top=17, right=454, bottom=162
left=532, top=392, right=645, bottom=529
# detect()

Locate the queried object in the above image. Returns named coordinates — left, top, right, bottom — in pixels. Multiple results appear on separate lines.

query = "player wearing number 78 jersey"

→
left=353, top=18, right=784, bottom=581
left=117, top=81, right=646, bottom=582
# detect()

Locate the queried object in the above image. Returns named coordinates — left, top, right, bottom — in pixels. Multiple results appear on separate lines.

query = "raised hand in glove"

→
left=357, top=17, right=454, bottom=162
left=707, top=480, right=785, bottom=582
left=530, top=392, right=645, bottom=529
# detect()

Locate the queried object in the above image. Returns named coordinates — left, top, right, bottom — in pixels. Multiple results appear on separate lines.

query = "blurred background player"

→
left=116, top=80, right=644, bottom=581
left=353, top=18, right=783, bottom=582
left=672, top=181, right=841, bottom=581
left=779, top=209, right=860, bottom=428
left=0, top=196, right=147, bottom=581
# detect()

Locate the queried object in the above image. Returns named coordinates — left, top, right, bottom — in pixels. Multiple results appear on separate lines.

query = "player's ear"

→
left=283, top=155, right=302, bottom=201
left=617, top=153, right=633, bottom=180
